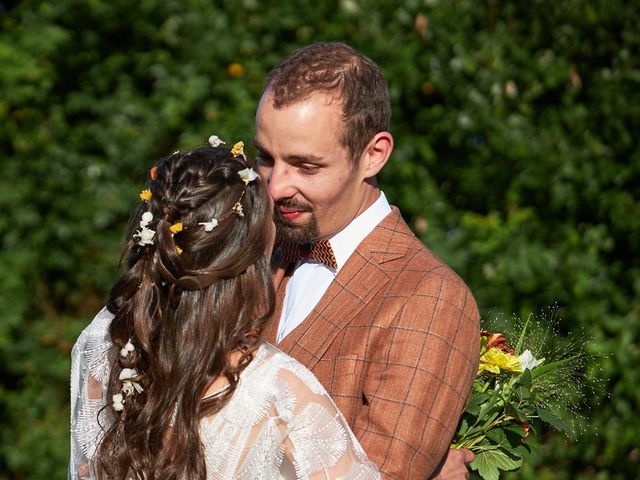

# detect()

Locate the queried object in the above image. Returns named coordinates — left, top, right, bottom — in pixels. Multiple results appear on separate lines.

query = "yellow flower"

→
left=176, top=246, right=183, bottom=255
left=170, top=223, right=183, bottom=234
left=227, top=63, right=245, bottom=78
left=478, top=347, right=522, bottom=375
left=231, top=141, right=244, bottom=157
left=139, top=189, right=152, bottom=202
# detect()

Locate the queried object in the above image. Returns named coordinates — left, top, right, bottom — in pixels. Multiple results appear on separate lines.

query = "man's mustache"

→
left=274, top=199, right=314, bottom=213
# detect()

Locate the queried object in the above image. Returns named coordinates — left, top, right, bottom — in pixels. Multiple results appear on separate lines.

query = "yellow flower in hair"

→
left=140, top=188, right=151, bottom=202
left=170, top=223, right=183, bottom=234
left=139, top=189, right=152, bottom=202
left=231, top=141, right=244, bottom=157
left=176, top=246, right=183, bottom=255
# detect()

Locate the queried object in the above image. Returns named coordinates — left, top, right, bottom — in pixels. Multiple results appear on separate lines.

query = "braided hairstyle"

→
left=94, top=145, right=275, bottom=479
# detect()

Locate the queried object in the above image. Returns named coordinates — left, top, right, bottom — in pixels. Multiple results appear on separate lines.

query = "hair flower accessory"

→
left=208, top=135, right=225, bottom=148
left=232, top=202, right=244, bottom=217
left=134, top=211, right=155, bottom=246
left=199, top=218, right=219, bottom=232
left=119, top=368, right=144, bottom=396
left=149, top=166, right=157, bottom=180
left=238, top=167, right=259, bottom=185
left=140, top=189, right=152, bottom=202
left=170, top=223, right=183, bottom=234
left=119, top=339, right=135, bottom=357
left=231, top=141, right=245, bottom=157
left=112, top=393, right=124, bottom=411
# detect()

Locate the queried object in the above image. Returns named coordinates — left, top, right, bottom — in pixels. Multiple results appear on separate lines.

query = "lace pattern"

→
left=69, top=309, right=380, bottom=479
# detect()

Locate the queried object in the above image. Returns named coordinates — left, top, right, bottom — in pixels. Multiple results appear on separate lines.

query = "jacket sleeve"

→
left=353, top=267, right=480, bottom=479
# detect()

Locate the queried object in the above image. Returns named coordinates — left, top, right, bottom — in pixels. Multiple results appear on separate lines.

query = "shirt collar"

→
left=328, top=191, right=391, bottom=271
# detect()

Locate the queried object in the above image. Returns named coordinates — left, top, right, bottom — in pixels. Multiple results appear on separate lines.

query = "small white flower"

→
left=198, top=218, right=219, bottom=232
left=208, top=135, right=225, bottom=148
left=141, top=211, right=153, bottom=226
left=119, top=368, right=138, bottom=381
left=119, top=339, right=135, bottom=357
left=232, top=202, right=244, bottom=217
left=519, top=350, right=544, bottom=370
left=122, top=382, right=135, bottom=396
left=112, top=393, right=124, bottom=411
left=238, top=167, right=259, bottom=185
left=134, top=225, right=155, bottom=246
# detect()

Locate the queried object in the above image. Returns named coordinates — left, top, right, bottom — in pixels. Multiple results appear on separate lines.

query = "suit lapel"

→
left=274, top=209, right=410, bottom=370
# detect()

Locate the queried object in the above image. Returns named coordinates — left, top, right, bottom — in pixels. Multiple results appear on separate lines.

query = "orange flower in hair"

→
left=149, top=166, right=157, bottom=180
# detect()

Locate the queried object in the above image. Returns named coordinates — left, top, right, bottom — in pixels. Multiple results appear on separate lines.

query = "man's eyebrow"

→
left=252, top=141, right=323, bottom=163
left=287, top=153, right=323, bottom=163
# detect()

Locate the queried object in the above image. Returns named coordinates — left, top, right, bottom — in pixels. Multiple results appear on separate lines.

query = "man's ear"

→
left=361, top=131, right=393, bottom=179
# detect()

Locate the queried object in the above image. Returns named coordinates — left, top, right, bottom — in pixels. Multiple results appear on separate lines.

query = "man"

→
left=255, top=42, right=480, bottom=479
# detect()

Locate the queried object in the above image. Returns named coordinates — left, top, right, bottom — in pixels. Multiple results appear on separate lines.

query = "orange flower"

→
left=481, top=331, right=514, bottom=354
left=149, top=166, right=157, bottom=180
left=227, top=63, right=245, bottom=78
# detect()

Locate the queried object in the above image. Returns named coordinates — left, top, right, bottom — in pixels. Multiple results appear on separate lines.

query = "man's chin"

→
left=275, top=217, right=319, bottom=245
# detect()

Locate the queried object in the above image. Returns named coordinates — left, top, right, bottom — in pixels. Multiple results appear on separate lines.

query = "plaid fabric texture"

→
left=265, top=208, right=480, bottom=479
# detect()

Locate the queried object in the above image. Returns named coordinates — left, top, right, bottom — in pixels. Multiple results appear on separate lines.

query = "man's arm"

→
left=353, top=270, right=480, bottom=479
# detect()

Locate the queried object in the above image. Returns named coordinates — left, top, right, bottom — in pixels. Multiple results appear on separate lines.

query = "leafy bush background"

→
left=1, top=0, right=638, bottom=478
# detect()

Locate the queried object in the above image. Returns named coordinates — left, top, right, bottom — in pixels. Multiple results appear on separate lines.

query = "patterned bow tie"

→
left=279, top=240, right=338, bottom=270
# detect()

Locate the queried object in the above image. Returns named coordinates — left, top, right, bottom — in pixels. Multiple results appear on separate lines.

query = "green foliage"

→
left=1, top=0, right=638, bottom=478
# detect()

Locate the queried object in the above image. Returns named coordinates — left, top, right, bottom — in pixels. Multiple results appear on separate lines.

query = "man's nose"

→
left=266, top=163, right=296, bottom=201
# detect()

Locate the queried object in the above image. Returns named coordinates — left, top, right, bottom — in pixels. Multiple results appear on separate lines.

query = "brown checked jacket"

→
left=264, top=207, right=480, bottom=479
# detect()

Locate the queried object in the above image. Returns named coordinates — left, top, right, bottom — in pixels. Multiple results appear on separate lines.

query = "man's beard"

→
left=274, top=199, right=319, bottom=245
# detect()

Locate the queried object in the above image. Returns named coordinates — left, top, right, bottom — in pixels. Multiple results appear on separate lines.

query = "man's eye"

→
left=299, top=164, right=319, bottom=174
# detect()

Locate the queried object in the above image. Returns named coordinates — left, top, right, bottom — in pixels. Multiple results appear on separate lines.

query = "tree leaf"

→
left=471, top=448, right=521, bottom=480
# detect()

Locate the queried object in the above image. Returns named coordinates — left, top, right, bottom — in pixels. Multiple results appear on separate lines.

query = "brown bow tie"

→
left=279, top=240, right=338, bottom=270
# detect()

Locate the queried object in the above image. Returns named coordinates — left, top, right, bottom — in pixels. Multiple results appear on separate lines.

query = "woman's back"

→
left=70, top=308, right=379, bottom=479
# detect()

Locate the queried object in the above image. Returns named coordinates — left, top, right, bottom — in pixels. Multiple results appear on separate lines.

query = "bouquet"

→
left=452, top=312, right=590, bottom=480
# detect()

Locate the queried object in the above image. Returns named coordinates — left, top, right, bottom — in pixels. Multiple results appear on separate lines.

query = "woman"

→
left=69, top=140, right=379, bottom=479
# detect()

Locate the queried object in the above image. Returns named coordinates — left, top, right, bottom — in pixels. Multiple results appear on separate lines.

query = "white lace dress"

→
left=69, top=308, right=380, bottom=479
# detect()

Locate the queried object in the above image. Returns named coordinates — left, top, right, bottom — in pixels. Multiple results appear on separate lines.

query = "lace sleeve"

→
left=69, top=308, right=115, bottom=480
left=276, top=360, right=380, bottom=480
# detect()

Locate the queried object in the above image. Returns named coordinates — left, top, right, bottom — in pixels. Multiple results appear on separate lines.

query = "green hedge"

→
left=1, top=1, right=638, bottom=478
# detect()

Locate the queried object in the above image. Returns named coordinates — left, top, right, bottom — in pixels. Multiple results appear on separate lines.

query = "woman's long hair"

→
left=94, top=146, right=275, bottom=479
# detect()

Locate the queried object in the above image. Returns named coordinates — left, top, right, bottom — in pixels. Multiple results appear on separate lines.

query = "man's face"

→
left=254, top=92, right=369, bottom=244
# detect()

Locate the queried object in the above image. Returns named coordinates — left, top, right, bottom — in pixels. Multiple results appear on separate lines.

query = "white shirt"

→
left=276, top=192, right=392, bottom=343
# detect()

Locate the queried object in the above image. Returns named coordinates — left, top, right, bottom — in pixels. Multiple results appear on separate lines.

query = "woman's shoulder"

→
left=71, top=306, right=114, bottom=383
left=74, top=307, right=113, bottom=344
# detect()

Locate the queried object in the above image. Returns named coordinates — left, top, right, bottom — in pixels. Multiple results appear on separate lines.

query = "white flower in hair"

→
left=119, top=368, right=138, bottom=380
left=122, top=380, right=144, bottom=396
left=134, top=211, right=155, bottom=246
left=134, top=225, right=155, bottom=246
left=112, top=393, right=124, bottom=411
left=141, top=211, right=153, bottom=226
left=199, top=218, right=219, bottom=232
left=208, top=135, right=225, bottom=147
left=238, top=167, right=259, bottom=185
left=120, top=339, right=135, bottom=357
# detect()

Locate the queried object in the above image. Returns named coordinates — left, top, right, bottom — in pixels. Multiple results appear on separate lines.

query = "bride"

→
left=69, top=139, right=379, bottom=479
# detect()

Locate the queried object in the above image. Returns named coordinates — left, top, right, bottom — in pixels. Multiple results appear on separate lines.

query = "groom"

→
left=255, top=42, right=480, bottom=479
